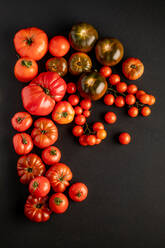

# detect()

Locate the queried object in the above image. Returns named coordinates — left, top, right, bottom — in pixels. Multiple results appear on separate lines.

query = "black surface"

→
left=1, top=0, right=165, bottom=247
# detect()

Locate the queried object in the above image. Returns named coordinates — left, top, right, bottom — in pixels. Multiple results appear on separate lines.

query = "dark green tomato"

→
left=46, top=57, right=68, bottom=77
left=69, top=52, right=92, bottom=75
left=78, top=71, right=107, bottom=101
left=69, top=23, right=98, bottom=52
left=95, top=38, right=124, bottom=66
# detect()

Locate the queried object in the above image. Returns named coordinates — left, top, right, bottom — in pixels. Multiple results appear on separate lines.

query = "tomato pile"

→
left=12, top=23, right=156, bottom=222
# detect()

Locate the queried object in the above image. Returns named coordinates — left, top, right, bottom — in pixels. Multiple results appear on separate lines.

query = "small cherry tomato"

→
left=29, top=176, right=51, bottom=198
left=83, top=110, right=90, bottom=118
left=79, top=135, right=88, bottom=146
left=148, top=95, right=156, bottom=105
left=72, top=126, right=84, bottom=137
left=86, top=135, right=96, bottom=146
left=139, top=94, right=150, bottom=104
left=75, top=114, right=86, bottom=125
left=104, top=112, right=117, bottom=124
left=116, top=82, right=127, bottom=93
left=97, top=129, right=107, bottom=140
left=104, top=94, right=115, bottom=105
left=136, top=90, right=146, bottom=99
left=100, top=66, right=112, bottom=78
left=109, top=74, right=120, bottom=85
left=68, top=94, right=79, bottom=106
left=49, top=36, right=70, bottom=57
left=11, top=112, right=32, bottom=132
left=128, top=107, right=139, bottom=117
left=67, top=82, right=77, bottom=94
left=122, top=57, right=144, bottom=80
left=119, top=132, right=131, bottom=145
left=127, top=84, right=138, bottom=94
left=74, top=106, right=83, bottom=115
left=93, top=122, right=104, bottom=131
left=115, top=96, right=125, bottom=107
left=13, top=133, right=33, bottom=155
left=125, top=94, right=136, bottom=105
left=80, top=99, right=92, bottom=110
left=41, top=146, right=61, bottom=165
left=69, top=182, right=88, bottom=202
left=95, top=138, right=102, bottom=144
left=49, top=193, right=69, bottom=214
left=141, top=106, right=151, bottom=116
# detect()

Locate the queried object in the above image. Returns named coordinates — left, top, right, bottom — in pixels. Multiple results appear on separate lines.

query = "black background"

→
left=1, top=0, right=165, bottom=247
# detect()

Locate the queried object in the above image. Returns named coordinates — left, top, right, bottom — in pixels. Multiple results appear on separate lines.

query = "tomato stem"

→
left=76, top=191, right=81, bottom=197
left=21, top=60, right=32, bottom=68
left=16, top=117, right=25, bottom=123
left=130, top=64, right=136, bottom=69
left=21, top=135, right=27, bottom=144
left=50, top=149, right=57, bottom=156
left=26, top=37, right=33, bottom=46
left=54, top=197, right=63, bottom=205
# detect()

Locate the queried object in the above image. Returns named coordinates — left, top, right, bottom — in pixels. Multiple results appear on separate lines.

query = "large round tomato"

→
left=69, top=182, right=88, bottom=202
left=46, top=163, right=72, bottom=192
left=122, top=57, right=144, bottom=80
left=21, top=72, right=67, bottom=116
left=13, top=133, right=33, bottom=155
left=29, top=176, right=50, bottom=198
left=31, top=118, right=58, bottom=149
left=46, top=57, right=68, bottom=77
left=11, top=112, right=32, bottom=132
left=24, top=195, right=51, bottom=222
left=78, top=71, right=108, bottom=101
left=69, top=52, right=92, bottom=75
left=41, top=146, right=61, bottom=165
left=49, top=36, right=70, bottom=57
left=17, top=153, right=45, bottom=184
left=52, top=101, right=75, bottom=124
left=14, top=27, right=48, bottom=61
left=49, top=193, right=69, bottom=214
left=69, top=23, right=98, bottom=52
left=95, top=38, right=124, bottom=66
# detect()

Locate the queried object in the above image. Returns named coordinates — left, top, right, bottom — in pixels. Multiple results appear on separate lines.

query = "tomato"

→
left=69, top=52, right=92, bottom=75
left=52, top=101, right=75, bottom=124
left=128, top=107, right=139, bottom=117
left=109, top=74, right=120, bottom=85
left=75, top=114, right=86, bottom=125
left=100, top=66, right=112, bottom=78
left=49, top=36, right=70, bottom=57
left=104, top=112, right=117, bottom=124
left=116, top=82, right=127, bottom=93
left=139, top=94, right=150, bottom=104
left=125, top=94, right=136, bottom=105
left=96, top=129, right=107, bottom=140
left=14, top=27, right=48, bottom=61
left=115, top=96, right=125, bottom=107
left=83, top=110, right=90, bottom=118
left=22, top=72, right=67, bottom=116
left=95, top=38, right=124, bottom=66
left=29, top=176, right=50, bottom=198
left=148, top=95, right=156, bottom=105
left=74, top=106, right=83, bottom=115
left=24, top=195, right=51, bottom=222
left=86, top=135, right=96, bottom=146
left=72, top=126, right=84, bottom=137
left=141, top=106, right=151, bottom=116
left=69, top=182, right=88, bottom=202
left=119, top=132, right=131, bottom=145
left=14, top=58, right=38, bottom=83
left=136, top=90, right=146, bottom=99
left=122, top=57, right=144, bottom=80
left=11, top=112, right=32, bottom=132
left=67, top=82, right=77, bottom=94
left=93, top=122, right=104, bottom=131
left=78, top=71, right=108, bottom=101
left=46, top=163, right=72, bottom=192
left=95, top=138, right=102, bottom=144
left=45, top=57, right=68, bottom=77
left=68, top=94, right=79, bottom=106
left=69, top=23, right=98, bottom=52
left=31, top=118, right=58, bottom=149
left=104, top=94, right=115, bottom=105
left=49, top=193, right=69, bottom=214
left=80, top=99, right=92, bottom=110
left=127, top=84, right=138, bottom=94
left=79, top=135, right=88, bottom=146
left=41, top=146, right=61, bottom=165
left=13, top=133, right=33, bottom=155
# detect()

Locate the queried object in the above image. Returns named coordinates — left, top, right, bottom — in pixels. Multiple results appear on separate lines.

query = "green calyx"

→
left=61, top=111, right=68, bottom=118
left=131, top=64, right=136, bottom=69
left=50, top=149, right=57, bottom=156
left=21, top=60, right=32, bottom=68
left=54, top=197, right=63, bottom=206
left=26, top=37, right=33, bottom=46
left=41, top=130, right=47, bottom=134
left=36, top=203, right=42, bottom=209
left=76, top=191, right=81, bottom=198
left=22, top=135, right=27, bottom=144
left=16, top=117, right=25, bottom=123
left=27, top=167, right=33, bottom=173
left=33, top=181, right=39, bottom=189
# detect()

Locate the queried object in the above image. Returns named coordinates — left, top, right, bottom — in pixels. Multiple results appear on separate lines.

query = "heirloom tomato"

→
left=42, top=146, right=61, bottom=165
left=52, top=101, right=75, bottom=124
left=69, top=52, right=92, bottom=75
left=11, top=112, right=32, bottom=132
left=45, top=57, right=68, bottom=77
left=122, top=57, right=144, bottom=80
left=13, top=133, right=33, bottom=155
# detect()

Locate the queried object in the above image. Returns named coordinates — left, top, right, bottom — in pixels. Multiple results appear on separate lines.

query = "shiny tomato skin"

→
left=109, top=74, right=120, bottom=85
left=17, top=153, right=45, bottom=184
left=104, top=112, right=117, bottom=124
left=75, top=114, right=86, bottom=125
left=31, top=118, right=58, bottom=149
left=125, top=94, right=136, bottom=105
left=127, top=84, right=138, bottom=94
left=148, top=95, right=156, bottom=105
left=95, top=138, right=102, bottom=144
left=49, top=36, right=70, bottom=57
left=80, top=99, right=91, bottom=110
left=119, top=132, right=131, bottom=145
left=116, top=82, right=127, bottom=93
left=93, top=122, right=104, bottom=131
left=68, top=94, right=79, bottom=106
left=104, top=94, right=115, bottom=105
left=139, top=94, right=150, bottom=104
left=69, top=52, right=92, bottom=75
left=49, top=193, right=69, bottom=214
left=13, top=133, right=33, bottom=155
left=45, top=57, right=68, bottom=77
left=141, top=106, right=151, bottom=116
left=42, top=146, right=61, bottom=165
left=86, top=135, right=96, bottom=146
left=128, top=107, right=139, bottom=117
left=74, top=106, right=83, bottom=115
left=122, top=57, right=144, bottom=80
left=115, top=96, right=125, bottom=107
left=24, top=195, right=51, bottom=222
left=96, top=129, right=107, bottom=140
left=67, top=82, right=77, bottom=94
left=83, top=110, right=90, bottom=118
left=100, top=66, right=112, bottom=78
left=29, top=176, right=50, bottom=198
left=69, top=182, right=88, bottom=202
left=52, top=101, right=75, bottom=124
left=136, top=90, right=146, bottom=99
left=79, top=135, right=88, bottom=146
left=11, top=112, right=32, bottom=132
left=72, top=126, right=84, bottom=137
left=46, top=163, right=72, bottom=192
left=14, top=27, right=48, bottom=61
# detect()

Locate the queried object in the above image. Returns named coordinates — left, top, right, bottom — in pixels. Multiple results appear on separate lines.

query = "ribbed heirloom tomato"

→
left=52, top=101, right=75, bottom=124
left=29, top=176, right=51, bottom=198
left=69, top=52, right=92, bottom=75
left=42, top=146, right=61, bottom=165
left=13, top=133, right=33, bottom=155
left=11, top=112, right=32, bottom=132
left=46, top=57, right=68, bottom=77
left=69, top=182, right=88, bottom=202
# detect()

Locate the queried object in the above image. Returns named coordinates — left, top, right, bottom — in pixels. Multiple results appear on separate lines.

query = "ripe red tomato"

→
left=74, top=106, right=83, bottom=115
left=17, top=153, right=45, bottom=184
left=68, top=94, right=79, bottom=106
left=66, top=82, right=77, bottom=94
left=122, top=57, right=144, bottom=80
left=141, top=106, right=151, bottom=116
left=14, top=58, right=38, bottom=83
left=136, top=90, right=145, bottom=99
left=95, top=138, right=102, bottom=144
left=21, top=72, right=67, bottom=116
left=13, top=133, right=33, bottom=155
left=69, top=182, right=88, bottom=202
left=128, top=107, right=139, bottom=117
left=80, top=99, right=92, bottom=110
left=119, top=132, right=131, bottom=145
left=109, top=74, right=120, bottom=85
left=31, top=118, right=58, bottom=149
left=127, top=84, right=138, bottom=94
left=46, top=163, right=72, bottom=192
left=79, top=135, right=88, bottom=146
left=104, top=112, right=117, bottom=124
left=93, top=122, right=104, bottom=131
left=72, top=126, right=84, bottom=137
left=24, top=195, right=51, bottom=222
left=11, top=112, right=32, bottom=132
left=116, top=82, right=127, bottom=93
left=52, top=101, right=75, bottom=124
left=148, top=95, right=156, bottom=105
left=83, top=110, right=90, bottom=118
left=104, top=94, right=115, bottom=105
left=49, top=36, right=70, bottom=57
left=14, top=27, right=48, bottom=61
left=97, top=129, right=107, bottom=140
left=139, top=94, right=150, bottom=104
left=100, top=66, right=112, bottom=78
left=75, top=114, right=86, bottom=125
left=41, top=146, right=61, bottom=165
left=49, top=193, right=69, bottom=214
left=115, top=96, right=125, bottom=107
left=29, top=176, right=50, bottom=198
left=86, top=135, right=96, bottom=146
left=125, top=94, right=136, bottom=105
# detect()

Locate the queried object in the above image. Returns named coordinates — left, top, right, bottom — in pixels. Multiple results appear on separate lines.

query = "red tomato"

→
left=13, top=133, right=33, bottom=155
left=104, top=112, right=117, bottom=124
left=104, top=94, right=115, bottom=105
left=80, top=99, right=92, bottom=110
left=93, top=122, right=104, bottom=131
left=46, top=163, right=72, bottom=192
left=148, top=95, right=156, bottom=105
left=96, top=129, right=107, bottom=140
left=14, top=27, right=48, bottom=61
left=86, top=135, right=96, bottom=146
left=141, top=106, right=151, bottom=116
left=79, top=135, right=88, bottom=146
left=22, top=72, right=67, bottom=116
left=52, top=101, right=75, bottom=124
left=128, top=107, right=139, bottom=117
left=119, top=132, right=131, bottom=145
left=83, top=110, right=90, bottom=118
left=136, top=90, right=146, bottom=99
left=41, top=146, right=61, bottom=165
left=122, top=57, right=144, bottom=80
left=29, top=176, right=50, bottom=198
left=109, top=74, right=120, bottom=85
left=139, top=94, right=150, bottom=104
left=69, top=183, right=88, bottom=202
left=49, top=193, right=69, bottom=214
left=72, top=126, right=84, bottom=137
left=74, top=106, right=83, bottom=115
left=68, top=94, right=79, bottom=106
left=24, top=195, right=51, bottom=222
left=95, top=138, right=102, bottom=144
left=116, top=82, right=127, bottom=93
left=125, top=94, right=136, bottom=105
left=115, top=96, right=125, bottom=107
left=49, top=36, right=70, bottom=57
left=66, top=82, right=77, bottom=94
left=127, top=84, right=138, bottom=94
left=75, top=114, right=86, bottom=125
left=11, top=112, right=32, bottom=132
left=100, top=66, right=112, bottom=78
left=31, top=118, right=58, bottom=149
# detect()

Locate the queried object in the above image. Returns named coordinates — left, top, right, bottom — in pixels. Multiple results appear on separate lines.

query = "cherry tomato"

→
left=116, top=82, right=127, bottom=93
left=83, top=110, right=90, bottom=118
left=119, top=132, right=131, bottom=145
left=13, top=133, right=33, bottom=155
left=80, top=99, right=92, bottom=110
left=97, top=129, right=107, bottom=140
left=11, top=112, right=32, bottom=132
left=136, top=90, right=145, bottom=99
left=75, top=114, right=86, bottom=125
left=67, top=82, right=77, bottom=94
left=95, top=138, right=102, bottom=144
left=41, top=146, right=61, bottom=165
left=29, top=176, right=50, bottom=198
left=148, top=95, right=156, bottom=105
left=69, top=183, right=88, bottom=202
left=127, top=84, right=138, bottom=94
left=49, top=193, right=69, bottom=214
left=128, top=107, right=139, bottom=117
left=139, top=94, right=150, bottom=104
left=74, top=106, right=83, bottom=115
left=109, top=74, right=120, bottom=85
left=115, top=96, right=125, bottom=107
left=68, top=94, right=79, bottom=106
left=79, top=135, right=88, bottom=146
left=104, top=94, right=115, bottom=106
left=72, top=126, right=84, bottom=137
left=141, top=106, right=151, bottom=116
left=86, top=135, right=96, bottom=146
left=100, top=66, right=112, bottom=78
left=49, top=36, right=70, bottom=57
left=104, top=112, right=117, bottom=124
left=125, top=94, right=136, bottom=105
left=93, top=122, right=104, bottom=131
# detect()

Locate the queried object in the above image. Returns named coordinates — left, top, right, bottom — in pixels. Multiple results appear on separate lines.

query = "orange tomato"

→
left=52, top=101, right=75, bottom=124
